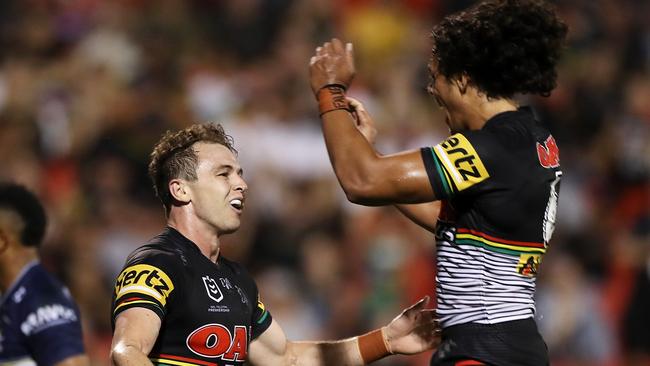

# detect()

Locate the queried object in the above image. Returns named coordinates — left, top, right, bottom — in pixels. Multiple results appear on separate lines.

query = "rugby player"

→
left=0, top=183, right=89, bottom=366
left=309, top=0, right=567, bottom=365
left=110, top=123, right=440, bottom=365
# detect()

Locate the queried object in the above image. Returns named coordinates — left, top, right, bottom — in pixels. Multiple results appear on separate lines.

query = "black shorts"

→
left=430, top=318, right=549, bottom=366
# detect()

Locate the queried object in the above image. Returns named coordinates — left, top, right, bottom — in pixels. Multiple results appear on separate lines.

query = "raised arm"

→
left=309, top=40, right=437, bottom=206
left=248, top=297, right=439, bottom=366
left=110, top=308, right=162, bottom=366
left=348, top=97, right=442, bottom=232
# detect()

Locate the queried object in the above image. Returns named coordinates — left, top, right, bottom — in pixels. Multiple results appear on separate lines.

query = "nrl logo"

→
left=202, top=275, right=223, bottom=303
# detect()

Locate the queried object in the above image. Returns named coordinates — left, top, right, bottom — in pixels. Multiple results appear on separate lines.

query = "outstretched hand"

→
left=383, top=296, right=441, bottom=355
left=309, top=38, right=356, bottom=95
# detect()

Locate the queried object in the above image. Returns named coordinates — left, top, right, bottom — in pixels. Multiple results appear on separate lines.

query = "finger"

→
left=331, top=38, right=345, bottom=54
left=404, top=296, right=430, bottom=316
left=347, top=97, right=364, bottom=111
left=346, top=42, right=355, bottom=66
left=323, top=41, right=332, bottom=53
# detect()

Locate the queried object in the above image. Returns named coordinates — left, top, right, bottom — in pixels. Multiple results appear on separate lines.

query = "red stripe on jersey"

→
left=455, top=360, right=486, bottom=366
left=457, top=228, right=545, bottom=248
left=156, top=354, right=219, bottom=366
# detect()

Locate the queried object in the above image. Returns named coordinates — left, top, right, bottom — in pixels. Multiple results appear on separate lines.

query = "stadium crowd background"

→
left=0, top=0, right=648, bottom=365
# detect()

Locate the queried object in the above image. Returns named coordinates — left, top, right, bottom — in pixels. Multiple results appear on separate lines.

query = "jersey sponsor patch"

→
left=20, top=304, right=78, bottom=336
left=114, top=264, right=175, bottom=306
left=186, top=324, right=248, bottom=361
left=433, top=134, right=489, bottom=192
left=517, top=254, right=541, bottom=277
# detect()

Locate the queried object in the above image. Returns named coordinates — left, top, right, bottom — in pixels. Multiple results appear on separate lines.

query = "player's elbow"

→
left=110, top=343, right=138, bottom=366
left=339, top=175, right=385, bottom=205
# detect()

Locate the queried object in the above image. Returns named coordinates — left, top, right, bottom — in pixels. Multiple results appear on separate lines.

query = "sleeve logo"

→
left=536, top=135, right=560, bottom=168
left=434, top=133, right=489, bottom=191
left=114, top=264, right=174, bottom=305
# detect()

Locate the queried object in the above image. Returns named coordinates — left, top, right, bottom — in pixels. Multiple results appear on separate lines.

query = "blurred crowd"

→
left=0, top=0, right=648, bottom=365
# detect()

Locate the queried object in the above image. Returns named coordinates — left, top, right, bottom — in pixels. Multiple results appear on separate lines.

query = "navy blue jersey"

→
left=0, top=261, right=85, bottom=366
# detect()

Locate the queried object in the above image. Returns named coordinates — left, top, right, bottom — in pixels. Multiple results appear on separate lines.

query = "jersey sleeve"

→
left=112, top=252, right=181, bottom=322
left=250, top=284, right=272, bottom=340
left=421, top=132, right=492, bottom=199
left=20, top=287, right=85, bottom=366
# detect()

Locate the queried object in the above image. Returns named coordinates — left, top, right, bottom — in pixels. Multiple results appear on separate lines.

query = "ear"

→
left=453, top=73, right=470, bottom=95
left=169, top=179, right=191, bottom=204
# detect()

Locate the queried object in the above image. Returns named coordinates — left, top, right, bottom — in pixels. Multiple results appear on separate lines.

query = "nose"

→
left=233, top=175, right=248, bottom=194
left=426, top=84, right=435, bottom=96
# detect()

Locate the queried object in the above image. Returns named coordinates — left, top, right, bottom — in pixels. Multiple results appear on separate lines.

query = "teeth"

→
left=230, top=199, right=242, bottom=209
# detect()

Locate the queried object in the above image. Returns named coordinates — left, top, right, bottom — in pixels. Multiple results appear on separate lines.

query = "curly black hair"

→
left=431, top=0, right=568, bottom=98
left=0, top=182, right=47, bottom=247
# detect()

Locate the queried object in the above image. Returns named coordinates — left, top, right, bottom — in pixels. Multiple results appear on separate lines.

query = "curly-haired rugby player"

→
left=309, top=0, right=568, bottom=365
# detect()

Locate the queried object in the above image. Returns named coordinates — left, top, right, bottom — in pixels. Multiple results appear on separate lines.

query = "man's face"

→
left=185, top=142, right=247, bottom=236
left=427, top=60, right=465, bottom=133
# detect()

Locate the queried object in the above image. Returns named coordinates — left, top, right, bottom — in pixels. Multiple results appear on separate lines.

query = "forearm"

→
left=319, top=93, right=379, bottom=197
left=394, top=201, right=441, bottom=233
left=110, top=344, right=154, bottom=366
left=285, top=338, right=363, bottom=366
left=286, top=328, right=390, bottom=366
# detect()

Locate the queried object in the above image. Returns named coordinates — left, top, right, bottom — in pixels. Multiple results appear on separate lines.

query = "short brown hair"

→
left=148, top=123, right=236, bottom=213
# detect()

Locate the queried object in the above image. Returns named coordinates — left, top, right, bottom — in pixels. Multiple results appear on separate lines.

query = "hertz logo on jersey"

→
left=434, top=133, right=489, bottom=192
left=114, top=264, right=175, bottom=306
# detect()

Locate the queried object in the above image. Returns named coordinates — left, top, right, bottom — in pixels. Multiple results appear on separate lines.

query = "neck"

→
left=464, top=96, right=518, bottom=130
left=167, top=209, right=221, bottom=262
left=0, top=248, right=38, bottom=292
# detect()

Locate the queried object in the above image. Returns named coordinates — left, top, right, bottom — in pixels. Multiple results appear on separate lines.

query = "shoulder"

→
left=14, top=264, right=77, bottom=309
left=10, top=265, right=81, bottom=338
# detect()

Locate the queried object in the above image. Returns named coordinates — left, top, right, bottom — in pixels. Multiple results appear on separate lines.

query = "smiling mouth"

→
left=229, top=199, right=243, bottom=212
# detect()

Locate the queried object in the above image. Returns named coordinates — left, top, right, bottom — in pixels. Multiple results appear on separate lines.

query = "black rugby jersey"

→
left=421, top=107, right=561, bottom=328
left=111, top=227, right=272, bottom=366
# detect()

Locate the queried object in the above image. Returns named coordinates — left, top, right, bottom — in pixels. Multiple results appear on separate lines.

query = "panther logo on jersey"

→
left=517, top=254, right=541, bottom=277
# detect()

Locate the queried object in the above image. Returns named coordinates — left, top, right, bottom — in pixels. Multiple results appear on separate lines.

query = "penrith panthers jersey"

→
left=111, top=227, right=272, bottom=366
left=421, top=107, right=561, bottom=328
left=0, top=261, right=85, bottom=366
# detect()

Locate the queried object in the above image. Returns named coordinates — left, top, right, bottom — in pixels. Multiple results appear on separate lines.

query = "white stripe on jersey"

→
left=436, top=237, right=538, bottom=327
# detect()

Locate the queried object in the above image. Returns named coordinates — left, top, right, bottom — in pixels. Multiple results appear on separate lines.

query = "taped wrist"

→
left=358, top=327, right=392, bottom=364
left=317, top=84, right=349, bottom=116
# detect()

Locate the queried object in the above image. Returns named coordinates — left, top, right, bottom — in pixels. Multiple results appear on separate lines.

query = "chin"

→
left=219, top=222, right=241, bottom=235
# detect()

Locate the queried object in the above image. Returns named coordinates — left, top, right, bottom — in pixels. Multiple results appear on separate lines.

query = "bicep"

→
left=111, top=307, right=161, bottom=357
left=248, top=319, right=288, bottom=366
left=355, top=149, right=436, bottom=205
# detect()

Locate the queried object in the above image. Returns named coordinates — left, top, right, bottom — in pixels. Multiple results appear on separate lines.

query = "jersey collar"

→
left=0, top=259, right=39, bottom=308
